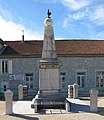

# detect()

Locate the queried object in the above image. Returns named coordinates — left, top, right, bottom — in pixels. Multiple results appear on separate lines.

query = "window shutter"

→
left=8, top=60, right=12, bottom=74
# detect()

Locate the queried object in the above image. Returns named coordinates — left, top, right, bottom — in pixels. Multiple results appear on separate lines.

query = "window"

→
left=25, top=73, right=33, bottom=89
left=76, top=72, right=86, bottom=88
left=2, top=61, right=8, bottom=73
left=3, top=85, right=7, bottom=92
left=60, top=72, right=66, bottom=89
left=96, top=71, right=104, bottom=87
left=1, top=60, right=12, bottom=74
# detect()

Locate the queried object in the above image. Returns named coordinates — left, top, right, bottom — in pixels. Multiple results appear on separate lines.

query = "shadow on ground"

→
left=98, top=107, right=104, bottom=116
left=70, top=103, right=104, bottom=116
left=9, top=114, right=39, bottom=120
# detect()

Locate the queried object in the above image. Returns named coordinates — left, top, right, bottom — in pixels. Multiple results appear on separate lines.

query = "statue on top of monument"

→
left=47, top=9, right=51, bottom=18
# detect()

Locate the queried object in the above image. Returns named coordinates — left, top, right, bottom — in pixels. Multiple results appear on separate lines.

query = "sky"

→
left=0, top=0, right=104, bottom=41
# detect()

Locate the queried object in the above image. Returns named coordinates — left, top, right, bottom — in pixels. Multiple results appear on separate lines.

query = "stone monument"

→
left=31, top=10, right=65, bottom=111
left=39, top=9, right=60, bottom=93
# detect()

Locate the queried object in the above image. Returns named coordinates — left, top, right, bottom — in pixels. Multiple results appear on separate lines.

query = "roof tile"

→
left=2, top=40, right=104, bottom=56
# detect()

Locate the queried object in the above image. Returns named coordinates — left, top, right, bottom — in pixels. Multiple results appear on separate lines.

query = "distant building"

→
left=0, top=37, right=104, bottom=98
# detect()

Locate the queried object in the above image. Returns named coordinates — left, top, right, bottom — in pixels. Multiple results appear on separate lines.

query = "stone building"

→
left=0, top=38, right=104, bottom=98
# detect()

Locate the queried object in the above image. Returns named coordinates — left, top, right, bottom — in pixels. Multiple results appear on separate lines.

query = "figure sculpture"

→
left=47, top=9, right=51, bottom=18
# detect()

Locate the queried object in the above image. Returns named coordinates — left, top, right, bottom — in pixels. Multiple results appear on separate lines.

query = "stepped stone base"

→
left=31, top=90, right=66, bottom=111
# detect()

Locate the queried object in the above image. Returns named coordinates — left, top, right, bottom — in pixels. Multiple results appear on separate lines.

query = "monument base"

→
left=31, top=90, right=66, bottom=111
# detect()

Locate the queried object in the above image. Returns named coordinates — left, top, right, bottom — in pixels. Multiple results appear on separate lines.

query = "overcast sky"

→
left=0, top=0, right=104, bottom=41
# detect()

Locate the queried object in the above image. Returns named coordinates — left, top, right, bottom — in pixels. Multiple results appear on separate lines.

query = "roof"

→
left=0, top=38, right=6, bottom=45
left=1, top=40, right=104, bottom=56
left=56, top=40, right=104, bottom=56
left=4, top=41, right=43, bottom=56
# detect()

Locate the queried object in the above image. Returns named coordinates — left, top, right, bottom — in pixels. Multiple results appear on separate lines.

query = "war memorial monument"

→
left=4, top=10, right=98, bottom=115
left=31, top=9, right=66, bottom=111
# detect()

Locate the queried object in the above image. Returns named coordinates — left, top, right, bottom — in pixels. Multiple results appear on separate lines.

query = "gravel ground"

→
left=0, top=98, right=104, bottom=120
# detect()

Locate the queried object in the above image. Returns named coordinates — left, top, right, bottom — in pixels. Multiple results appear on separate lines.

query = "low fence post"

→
left=34, top=102, right=38, bottom=113
left=73, top=83, right=78, bottom=99
left=90, top=88, right=98, bottom=112
left=65, top=100, right=70, bottom=112
left=4, top=90, right=13, bottom=115
left=68, top=85, right=73, bottom=98
left=18, top=84, right=23, bottom=100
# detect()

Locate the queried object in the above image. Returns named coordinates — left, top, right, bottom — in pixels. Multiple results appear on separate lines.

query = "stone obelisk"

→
left=31, top=10, right=65, bottom=110
left=39, top=9, right=60, bottom=93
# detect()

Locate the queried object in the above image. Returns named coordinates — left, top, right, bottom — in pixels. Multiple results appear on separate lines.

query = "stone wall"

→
left=0, top=57, right=40, bottom=97
left=59, top=56, right=104, bottom=95
left=12, top=57, right=39, bottom=95
left=0, top=56, right=104, bottom=97
left=59, top=56, right=104, bottom=84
